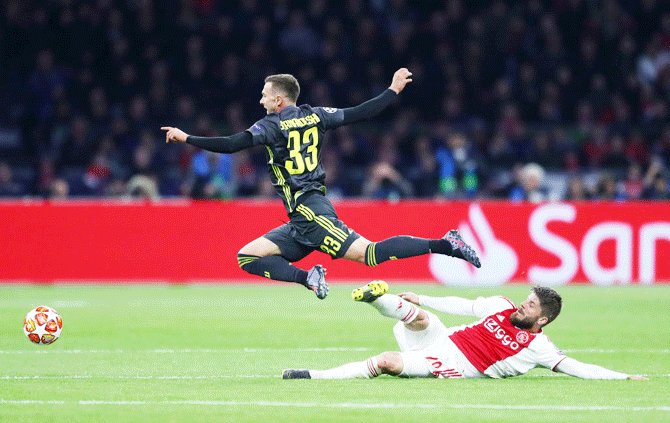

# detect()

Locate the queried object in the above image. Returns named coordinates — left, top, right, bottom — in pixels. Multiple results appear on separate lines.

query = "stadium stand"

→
left=1, top=0, right=668, bottom=200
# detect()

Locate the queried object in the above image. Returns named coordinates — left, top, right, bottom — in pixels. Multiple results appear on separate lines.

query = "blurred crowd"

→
left=1, top=0, right=669, bottom=201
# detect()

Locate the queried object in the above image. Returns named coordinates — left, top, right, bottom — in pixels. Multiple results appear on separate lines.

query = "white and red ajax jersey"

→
left=447, top=296, right=566, bottom=378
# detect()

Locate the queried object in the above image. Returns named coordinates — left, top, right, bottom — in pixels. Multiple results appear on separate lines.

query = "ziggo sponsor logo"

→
left=483, top=318, right=520, bottom=351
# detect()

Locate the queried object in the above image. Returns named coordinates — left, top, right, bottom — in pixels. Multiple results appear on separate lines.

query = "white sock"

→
left=369, top=294, right=419, bottom=323
left=310, top=357, right=380, bottom=379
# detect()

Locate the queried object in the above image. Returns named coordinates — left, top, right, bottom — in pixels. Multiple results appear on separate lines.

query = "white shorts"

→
left=393, top=311, right=481, bottom=378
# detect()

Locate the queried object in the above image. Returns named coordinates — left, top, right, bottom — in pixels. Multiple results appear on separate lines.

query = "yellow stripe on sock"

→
left=237, top=257, right=259, bottom=268
left=366, top=243, right=378, bottom=267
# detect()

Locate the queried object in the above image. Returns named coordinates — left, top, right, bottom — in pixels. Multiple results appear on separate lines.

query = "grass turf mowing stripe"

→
left=3, top=374, right=668, bottom=380
left=0, top=347, right=372, bottom=354
left=1, top=375, right=274, bottom=380
left=0, top=348, right=667, bottom=354
left=1, top=399, right=669, bottom=411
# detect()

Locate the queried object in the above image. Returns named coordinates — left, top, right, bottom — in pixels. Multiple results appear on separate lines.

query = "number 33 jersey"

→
left=247, top=105, right=345, bottom=214
left=446, top=296, right=567, bottom=378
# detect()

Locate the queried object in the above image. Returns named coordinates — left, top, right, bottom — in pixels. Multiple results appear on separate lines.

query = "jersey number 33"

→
left=285, top=127, right=319, bottom=175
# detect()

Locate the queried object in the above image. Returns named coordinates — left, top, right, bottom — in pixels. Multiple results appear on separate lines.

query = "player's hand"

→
left=398, top=292, right=420, bottom=305
left=161, top=126, right=189, bottom=143
left=389, top=68, right=412, bottom=94
left=628, top=375, right=649, bottom=380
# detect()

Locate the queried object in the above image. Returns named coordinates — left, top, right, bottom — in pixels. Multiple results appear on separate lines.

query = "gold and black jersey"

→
left=246, top=105, right=345, bottom=214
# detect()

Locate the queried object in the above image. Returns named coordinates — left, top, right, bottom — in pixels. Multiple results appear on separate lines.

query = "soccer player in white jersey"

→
left=282, top=281, right=647, bottom=380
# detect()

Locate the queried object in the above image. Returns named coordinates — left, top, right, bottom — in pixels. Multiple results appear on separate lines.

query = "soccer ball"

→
left=24, top=306, right=62, bottom=345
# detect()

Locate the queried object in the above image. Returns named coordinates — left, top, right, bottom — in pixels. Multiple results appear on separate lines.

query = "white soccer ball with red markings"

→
left=24, top=306, right=62, bottom=345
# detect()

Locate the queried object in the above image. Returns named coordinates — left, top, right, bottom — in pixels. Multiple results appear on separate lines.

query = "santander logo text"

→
left=529, top=204, right=670, bottom=285
left=430, top=203, right=670, bottom=286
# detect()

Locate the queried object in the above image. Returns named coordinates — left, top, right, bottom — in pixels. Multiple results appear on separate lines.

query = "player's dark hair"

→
left=265, top=74, right=300, bottom=103
left=532, top=286, right=562, bottom=326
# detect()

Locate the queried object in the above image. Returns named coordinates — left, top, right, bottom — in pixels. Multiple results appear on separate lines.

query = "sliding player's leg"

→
left=282, top=350, right=436, bottom=380
left=237, top=227, right=328, bottom=299
left=352, top=280, right=449, bottom=351
left=351, top=280, right=427, bottom=327
left=343, top=230, right=481, bottom=268
left=282, top=282, right=445, bottom=380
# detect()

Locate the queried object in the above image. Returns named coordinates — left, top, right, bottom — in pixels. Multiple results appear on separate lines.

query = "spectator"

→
left=406, top=136, right=439, bottom=198
left=124, top=174, right=159, bottom=201
left=435, top=132, right=481, bottom=198
left=48, top=178, right=70, bottom=200
left=509, top=162, right=548, bottom=203
left=0, top=162, right=26, bottom=197
left=622, top=162, right=644, bottom=199
left=594, top=172, right=625, bottom=201
left=563, top=175, right=592, bottom=201
left=641, top=157, right=670, bottom=200
left=362, top=134, right=413, bottom=200
left=189, top=150, right=234, bottom=199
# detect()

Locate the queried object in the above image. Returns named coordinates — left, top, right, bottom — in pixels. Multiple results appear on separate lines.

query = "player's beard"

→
left=509, top=311, right=536, bottom=330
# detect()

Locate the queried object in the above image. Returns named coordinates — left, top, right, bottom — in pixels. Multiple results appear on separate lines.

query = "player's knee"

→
left=406, top=310, right=430, bottom=331
left=343, top=238, right=370, bottom=264
left=376, top=352, right=403, bottom=375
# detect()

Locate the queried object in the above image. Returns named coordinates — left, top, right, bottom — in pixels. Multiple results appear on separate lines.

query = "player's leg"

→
left=282, top=352, right=397, bottom=379
left=353, top=280, right=451, bottom=354
left=237, top=227, right=328, bottom=299
left=351, top=280, right=429, bottom=330
left=282, top=351, right=434, bottom=379
left=343, top=230, right=481, bottom=268
left=283, top=282, right=440, bottom=380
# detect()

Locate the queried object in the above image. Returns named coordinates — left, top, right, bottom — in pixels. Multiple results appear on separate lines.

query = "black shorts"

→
left=263, top=192, right=361, bottom=262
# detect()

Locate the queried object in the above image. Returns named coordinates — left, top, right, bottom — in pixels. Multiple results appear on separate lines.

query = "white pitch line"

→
left=1, top=347, right=668, bottom=354
left=3, top=374, right=667, bottom=381
left=0, top=399, right=669, bottom=411
left=563, top=349, right=670, bottom=353
left=0, top=347, right=371, bottom=354
left=1, top=375, right=273, bottom=380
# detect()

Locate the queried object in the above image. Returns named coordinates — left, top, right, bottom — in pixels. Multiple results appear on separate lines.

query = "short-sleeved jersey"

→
left=246, top=105, right=345, bottom=214
left=446, top=296, right=566, bottom=378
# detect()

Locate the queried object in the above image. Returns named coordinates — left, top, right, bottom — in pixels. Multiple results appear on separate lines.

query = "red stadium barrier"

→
left=1, top=200, right=669, bottom=284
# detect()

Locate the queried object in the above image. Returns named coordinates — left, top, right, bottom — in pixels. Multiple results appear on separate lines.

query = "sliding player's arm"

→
left=162, top=126, right=254, bottom=153
left=399, top=293, right=514, bottom=318
left=554, top=357, right=647, bottom=380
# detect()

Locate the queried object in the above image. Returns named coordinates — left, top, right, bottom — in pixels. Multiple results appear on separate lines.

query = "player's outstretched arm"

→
left=554, top=357, right=648, bottom=380
left=162, top=126, right=189, bottom=143
left=336, top=68, right=413, bottom=126
left=161, top=126, right=254, bottom=154
left=388, top=67, right=413, bottom=94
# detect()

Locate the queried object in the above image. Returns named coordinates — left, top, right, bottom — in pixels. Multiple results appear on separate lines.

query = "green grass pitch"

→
left=1, top=283, right=668, bottom=423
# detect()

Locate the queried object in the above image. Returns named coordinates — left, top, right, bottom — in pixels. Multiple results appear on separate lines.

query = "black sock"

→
left=237, top=254, right=308, bottom=286
left=428, top=239, right=454, bottom=255
left=364, top=236, right=431, bottom=266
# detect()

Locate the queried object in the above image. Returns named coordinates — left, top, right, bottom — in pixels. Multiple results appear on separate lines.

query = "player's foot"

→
left=306, top=265, right=328, bottom=299
left=282, top=369, right=311, bottom=379
left=352, top=280, right=389, bottom=302
left=443, top=230, right=481, bottom=268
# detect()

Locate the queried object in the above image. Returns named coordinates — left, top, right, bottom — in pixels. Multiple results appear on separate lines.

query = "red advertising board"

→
left=1, top=200, right=669, bottom=284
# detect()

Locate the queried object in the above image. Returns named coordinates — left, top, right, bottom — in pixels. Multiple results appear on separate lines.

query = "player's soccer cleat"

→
left=352, top=280, right=389, bottom=302
left=306, top=265, right=328, bottom=299
left=282, top=369, right=311, bottom=379
left=443, top=230, right=481, bottom=268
